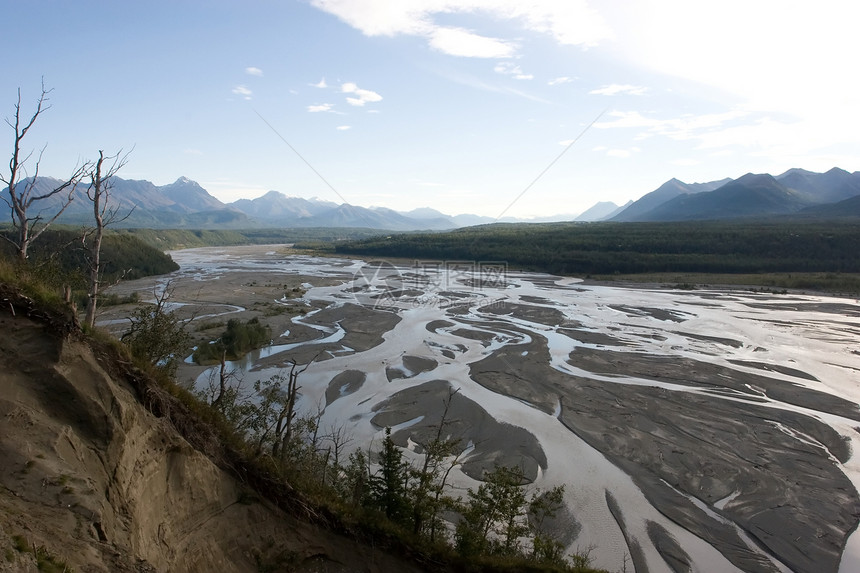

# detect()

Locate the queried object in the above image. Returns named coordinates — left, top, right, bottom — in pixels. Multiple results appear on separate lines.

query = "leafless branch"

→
left=3, top=80, right=88, bottom=261
left=83, top=148, right=131, bottom=327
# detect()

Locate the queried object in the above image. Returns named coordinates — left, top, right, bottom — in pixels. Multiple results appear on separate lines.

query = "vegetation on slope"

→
left=0, top=227, right=178, bottom=283
left=115, top=226, right=393, bottom=251
left=332, top=220, right=860, bottom=294
left=192, top=317, right=272, bottom=364
left=334, top=220, right=860, bottom=275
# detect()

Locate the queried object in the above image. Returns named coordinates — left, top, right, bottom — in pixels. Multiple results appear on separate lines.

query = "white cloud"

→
left=589, top=84, right=648, bottom=96
left=245, top=67, right=263, bottom=76
left=232, top=85, right=252, bottom=99
left=183, top=148, right=203, bottom=156
left=430, top=27, right=515, bottom=58
left=494, top=62, right=533, bottom=80
left=606, top=1, right=860, bottom=150
left=342, top=82, right=382, bottom=106
left=310, top=0, right=611, bottom=58
left=308, top=103, right=334, bottom=112
left=595, top=109, right=749, bottom=140
left=548, top=76, right=574, bottom=86
left=312, top=78, right=328, bottom=88
left=336, top=125, right=351, bottom=131
left=594, top=105, right=855, bottom=164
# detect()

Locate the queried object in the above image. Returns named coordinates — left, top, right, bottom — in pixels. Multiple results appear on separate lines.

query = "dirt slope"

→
left=0, top=310, right=425, bottom=573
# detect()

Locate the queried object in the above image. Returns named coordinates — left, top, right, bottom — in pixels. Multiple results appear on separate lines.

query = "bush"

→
left=193, top=317, right=271, bottom=364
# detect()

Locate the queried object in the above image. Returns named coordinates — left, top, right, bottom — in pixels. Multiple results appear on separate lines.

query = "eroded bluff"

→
left=0, top=312, right=424, bottom=573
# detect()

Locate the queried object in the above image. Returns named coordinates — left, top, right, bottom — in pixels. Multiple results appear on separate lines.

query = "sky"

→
left=5, top=0, right=860, bottom=218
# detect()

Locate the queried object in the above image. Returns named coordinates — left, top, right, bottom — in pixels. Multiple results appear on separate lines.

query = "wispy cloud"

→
left=494, top=61, right=533, bottom=80
left=308, top=103, right=334, bottom=112
left=183, top=148, right=203, bottom=156
left=595, top=109, right=748, bottom=138
left=548, top=76, right=574, bottom=86
left=592, top=107, right=835, bottom=159
left=310, top=1, right=611, bottom=58
left=245, top=67, right=263, bottom=76
left=436, top=69, right=549, bottom=103
left=336, top=125, right=351, bottom=131
left=342, top=82, right=382, bottom=106
left=589, top=84, right=648, bottom=96
left=232, top=85, right=252, bottom=100
left=312, top=78, right=328, bottom=88
left=430, top=27, right=516, bottom=58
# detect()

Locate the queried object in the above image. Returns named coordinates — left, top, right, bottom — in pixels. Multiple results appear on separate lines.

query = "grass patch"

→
left=195, top=320, right=226, bottom=332
left=9, top=534, right=73, bottom=572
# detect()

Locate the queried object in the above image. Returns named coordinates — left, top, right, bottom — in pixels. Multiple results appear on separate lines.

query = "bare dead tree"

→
left=83, top=149, right=132, bottom=328
left=325, top=422, right=354, bottom=473
left=272, top=356, right=319, bottom=460
left=211, top=347, right=231, bottom=410
left=1, top=81, right=88, bottom=262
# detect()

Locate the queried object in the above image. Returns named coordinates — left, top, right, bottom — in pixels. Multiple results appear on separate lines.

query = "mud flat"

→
left=105, top=245, right=860, bottom=573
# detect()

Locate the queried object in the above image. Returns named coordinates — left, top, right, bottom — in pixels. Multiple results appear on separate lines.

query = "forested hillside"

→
left=334, top=220, right=860, bottom=276
left=0, top=228, right=178, bottom=283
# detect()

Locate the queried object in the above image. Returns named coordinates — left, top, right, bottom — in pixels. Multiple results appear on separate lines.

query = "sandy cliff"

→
left=0, top=304, right=424, bottom=572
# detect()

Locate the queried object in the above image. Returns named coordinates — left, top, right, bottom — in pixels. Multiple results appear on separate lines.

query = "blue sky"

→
left=6, top=0, right=860, bottom=218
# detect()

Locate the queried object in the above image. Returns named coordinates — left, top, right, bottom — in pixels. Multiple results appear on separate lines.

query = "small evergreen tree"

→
left=369, top=427, right=411, bottom=525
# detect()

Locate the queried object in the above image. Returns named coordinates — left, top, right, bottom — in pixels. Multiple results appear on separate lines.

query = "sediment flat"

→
left=103, top=245, right=860, bottom=573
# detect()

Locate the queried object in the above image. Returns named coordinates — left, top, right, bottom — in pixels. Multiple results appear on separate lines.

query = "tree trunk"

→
left=84, top=152, right=105, bottom=328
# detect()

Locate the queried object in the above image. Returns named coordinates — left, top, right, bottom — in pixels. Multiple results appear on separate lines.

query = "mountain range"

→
left=602, top=167, right=860, bottom=222
left=2, top=168, right=860, bottom=231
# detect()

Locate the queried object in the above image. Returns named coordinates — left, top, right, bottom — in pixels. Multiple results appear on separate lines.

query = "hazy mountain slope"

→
left=299, top=203, right=414, bottom=229
left=776, top=167, right=860, bottom=203
left=160, top=176, right=227, bottom=212
left=0, top=303, right=427, bottom=573
left=611, top=178, right=700, bottom=221
left=229, top=190, right=338, bottom=221
left=799, top=193, right=860, bottom=217
left=638, top=173, right=809, bottom=221
left=0, top=176, right=174, bottom=217
left=688, top=177, right=733, bottom=193
left=575, top=201, right=621, bottom=221
left=611, top=178, right=733, bottom=222
left=0, top=176, right=252, bottom=229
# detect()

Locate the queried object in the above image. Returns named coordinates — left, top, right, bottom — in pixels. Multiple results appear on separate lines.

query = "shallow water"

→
left=148, top=247, right=860, bottom=573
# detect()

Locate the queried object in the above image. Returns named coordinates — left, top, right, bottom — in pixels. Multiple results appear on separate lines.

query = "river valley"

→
left=100, top=245, right=860, bottom=573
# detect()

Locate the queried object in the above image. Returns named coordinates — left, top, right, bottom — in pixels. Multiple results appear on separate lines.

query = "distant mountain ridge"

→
left=3, top=167, right=859, bottom=230
left=606, top=168, right=860, bottom=222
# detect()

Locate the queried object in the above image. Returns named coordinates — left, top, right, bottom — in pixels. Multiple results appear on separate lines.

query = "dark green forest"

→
left=0, top=228, right=178, bottom=286
left=333, top=220, right=860, bottom=276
